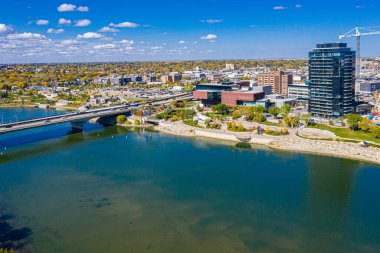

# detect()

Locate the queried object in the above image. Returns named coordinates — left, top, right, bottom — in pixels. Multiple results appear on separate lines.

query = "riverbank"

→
left=154, top=121, right=380, bottom=165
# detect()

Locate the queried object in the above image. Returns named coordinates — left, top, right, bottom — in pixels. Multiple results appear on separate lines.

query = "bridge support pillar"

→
left=71, top=121, right=85, bottom=133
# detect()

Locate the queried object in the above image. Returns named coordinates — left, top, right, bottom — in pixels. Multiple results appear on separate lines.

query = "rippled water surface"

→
left=0, top=108, right=380, bottom=253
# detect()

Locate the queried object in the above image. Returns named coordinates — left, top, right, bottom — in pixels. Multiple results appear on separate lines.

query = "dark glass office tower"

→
left=309, top=43, right=355, bottom=117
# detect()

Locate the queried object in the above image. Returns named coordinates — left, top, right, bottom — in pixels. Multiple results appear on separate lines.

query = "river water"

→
left=0, top=108, right=380, bottom=253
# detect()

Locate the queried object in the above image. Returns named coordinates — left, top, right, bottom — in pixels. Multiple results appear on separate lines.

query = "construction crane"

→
left=339, top=26, right=380, bottom=78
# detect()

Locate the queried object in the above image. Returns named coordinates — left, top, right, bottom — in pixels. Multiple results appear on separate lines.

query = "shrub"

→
left=371, top=126, right=380, bottom=138
left=237, top=124, right=246, bottom=132
left=329, top=119, right=334, bottom=126
left=184, top=119, right=199, bottom=127
left=232, top=111, right=241, bottom=119
left=116, top=115, right=126, bottom=124
left=134, top=119, right=141, bottom=125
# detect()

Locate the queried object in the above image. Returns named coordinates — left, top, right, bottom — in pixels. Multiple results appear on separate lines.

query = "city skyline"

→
left=0, top=0, right=380, bottom=63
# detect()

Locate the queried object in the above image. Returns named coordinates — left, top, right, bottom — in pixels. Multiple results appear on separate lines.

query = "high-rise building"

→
left=257, top=71, right=293, bottom=96
left=308, top=43, right=355, bottom=117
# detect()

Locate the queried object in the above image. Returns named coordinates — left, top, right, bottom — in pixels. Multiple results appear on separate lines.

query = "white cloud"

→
left=93, top=44, right=116, bottom=49
left=179, top=40, right=186, bottom=44
left=201, top=19, right=223, bottom=24
left=0, top=24, right=14, bottom=34
left=61, top=39, right=79, bottom=45
left=119, top=39, right=135, bottom=45
left=295, top=4, right=303, bottom=8
left=201, top=34, right=218, bottom=40
left=36, top=19, right=49, bottom=26
left=77, top=32, right=103, bottom=39
left=59, top=18, right=71, bottom=25
left=77, top=6, right=89, bottom=12
left=47, top=28, right=64, bottom=34
left=7, top=32, right=46, bottom=39
left=75, top=19, right=91, bottom=27
left=150, top=46, right=163, bottom=50
left=99, top=26, right=119, bottom=33
left=273, top=6, right=286, bottom=10
left=109, top=22, right=139, bottom=28
left=57, top=3, right=76, bottom=12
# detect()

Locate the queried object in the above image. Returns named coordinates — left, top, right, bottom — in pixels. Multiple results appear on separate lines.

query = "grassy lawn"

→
left=261, top=121, right=282, bottom=127
left=309, top=123, right=380, bottom=143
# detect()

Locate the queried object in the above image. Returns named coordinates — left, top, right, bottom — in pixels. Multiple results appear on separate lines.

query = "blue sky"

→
left=0, top=0, right=379, bottom=63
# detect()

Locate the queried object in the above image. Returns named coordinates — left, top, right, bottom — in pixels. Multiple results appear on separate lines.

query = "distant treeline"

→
left=0, top=59, right=307, bottom=88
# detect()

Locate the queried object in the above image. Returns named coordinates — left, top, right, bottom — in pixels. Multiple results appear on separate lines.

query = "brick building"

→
left=257, top=71, right=293, bottom=96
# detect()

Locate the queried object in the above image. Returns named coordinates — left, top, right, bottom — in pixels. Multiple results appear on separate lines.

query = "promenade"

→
left=155, top=121, right=380, bottom=165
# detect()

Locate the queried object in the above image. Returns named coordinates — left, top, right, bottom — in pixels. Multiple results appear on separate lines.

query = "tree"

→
left=116, top=115, right=126, bottom=124
left=346, top=114, right=363, bottom=130
left=269, top=107, right=280, bottom=118
left=253, top=113, right=267, bottom=123
left=359, top=117, right=374, bottom=132
left=371, top=126, right=380, bottom=138
left=212, top=104, right=230, bottom=115
left=284, top=115, right=300, bottom=128
left=302, top=113, right=311, bottom=126
left=252, top=105, right=266, bottom=114
left=280, top=104, right=291, bottom=115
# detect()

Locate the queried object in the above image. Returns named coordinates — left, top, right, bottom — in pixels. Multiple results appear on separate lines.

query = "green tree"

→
left=269, top=106, right=280, bottom=118
left=302, top=113, right=311, bottom=126
left=346, top=114, right=363, bottom=130
left=253, top=113, right=267, bottom=123
left=284, top=115, right=300, bottom=128
left=280, top=104, right=292, bottom=115
left=371, top=126, right=380, bottom=138
left=212, top=104, right=230, bottom=115
left=359, top=117, right=374, bottom=132
left=252, top=105, right=266, bottom=114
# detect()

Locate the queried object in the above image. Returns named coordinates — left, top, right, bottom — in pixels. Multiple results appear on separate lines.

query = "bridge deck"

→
left=0, top=94, right=193, bottom=135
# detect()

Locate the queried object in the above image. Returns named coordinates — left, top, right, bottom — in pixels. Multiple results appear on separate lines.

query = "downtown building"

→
left=257, top=71, right=293, bottom=96
left=308, top=43, right=356, bottom=117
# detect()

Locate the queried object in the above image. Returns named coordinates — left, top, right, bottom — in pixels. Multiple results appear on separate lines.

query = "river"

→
left=0, top=108, right=380, bottom=253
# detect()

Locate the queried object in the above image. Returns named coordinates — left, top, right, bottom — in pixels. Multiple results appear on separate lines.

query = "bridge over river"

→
left=0, top=93, right=193, bottom=135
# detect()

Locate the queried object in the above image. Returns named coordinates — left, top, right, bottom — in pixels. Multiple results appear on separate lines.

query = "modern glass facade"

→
left=308, top=43, right=355, bottom=117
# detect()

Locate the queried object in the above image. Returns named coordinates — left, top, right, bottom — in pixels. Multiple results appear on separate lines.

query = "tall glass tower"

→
left=308, top=43, right=355, bottom=117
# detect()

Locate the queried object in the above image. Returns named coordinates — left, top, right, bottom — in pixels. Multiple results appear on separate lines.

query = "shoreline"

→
left=153, top=121, right=380, bottom=165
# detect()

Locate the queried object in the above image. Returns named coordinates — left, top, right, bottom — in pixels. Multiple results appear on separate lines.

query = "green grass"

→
left=309, top=123, right=380, bottom=143
left=261, top=121, right=282, bottom=127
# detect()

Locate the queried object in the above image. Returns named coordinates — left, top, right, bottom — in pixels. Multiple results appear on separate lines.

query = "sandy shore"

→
left=154, top=121, right=380, bottom=165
